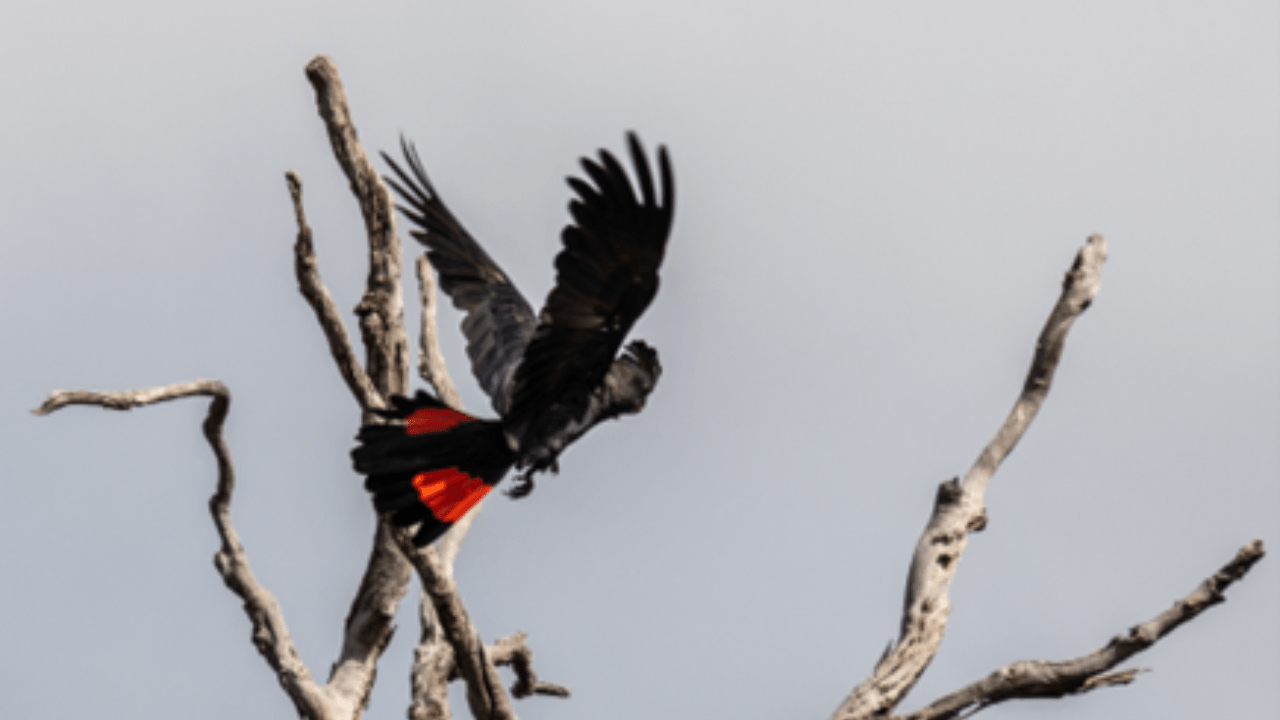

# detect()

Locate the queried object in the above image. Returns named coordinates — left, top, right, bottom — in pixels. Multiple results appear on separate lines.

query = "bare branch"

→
left=42, top=57, right=525, bottom=720
left=895, top=540, right=1266, bottom=720
left=33, top=381, right=226, bottom=415
left=417, top=253, right=463, bottom=409
left=299, top=55, right=418, bottom=715
left=305, top=55, right=410, bottom=404
left=963, top=233, right=1108, bottom=495
left=411, top=597, right=457, bottom=720
left=830, top=235, right=1108, bottom=720
left=487, top=632, right=572, bottom=699
left=288, top=171, right=384, bottom=412
left=412, top=250, right=480, bottom=577
left=34, top=382, right=337, bottom=719
left=300, top=56, right=504, bottom=718
left=327, top=523, right=414, bottom=716
left=410, top=624, right=571, bottom=720
left=393, top=530, right=520, bottom=720
left=436, top=503, right=484, bottom=577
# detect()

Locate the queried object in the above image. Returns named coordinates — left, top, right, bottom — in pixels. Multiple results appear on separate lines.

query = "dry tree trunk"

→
left=32, top=59, right=1263, bottom=720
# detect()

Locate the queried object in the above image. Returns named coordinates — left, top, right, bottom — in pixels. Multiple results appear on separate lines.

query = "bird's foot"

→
left=506, top=471, right=536, bottom=499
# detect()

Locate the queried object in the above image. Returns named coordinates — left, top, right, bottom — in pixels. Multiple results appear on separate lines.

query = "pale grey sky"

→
left=2, top=2, right=1275, bottom=718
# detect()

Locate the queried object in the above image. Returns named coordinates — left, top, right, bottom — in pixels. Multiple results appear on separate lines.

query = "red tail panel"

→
left=406, top=407, right=475, bottom=435
left=412, top=468, right=492, bottom=522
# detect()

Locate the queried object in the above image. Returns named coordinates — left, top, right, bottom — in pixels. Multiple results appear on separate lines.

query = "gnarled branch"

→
left=485, top=632, right=572, bottom=699
left=393, top=530, right=520, bottom=720
left=34, top=382, right=337, bottom=719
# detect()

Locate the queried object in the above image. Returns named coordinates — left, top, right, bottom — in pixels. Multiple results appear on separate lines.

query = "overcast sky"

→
left=1, top=2, right=1275, bottom=719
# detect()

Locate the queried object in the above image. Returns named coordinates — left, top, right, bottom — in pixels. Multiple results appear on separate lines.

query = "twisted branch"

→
left=34, top=382, right=337, bottom=719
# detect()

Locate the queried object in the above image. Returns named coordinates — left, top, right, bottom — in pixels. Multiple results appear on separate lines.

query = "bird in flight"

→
left=352, top=133, right=675, bottom=546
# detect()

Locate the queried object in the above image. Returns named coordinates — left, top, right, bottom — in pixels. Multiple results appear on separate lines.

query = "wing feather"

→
left=383, top=138, right=537, bottom=414
left=504, top=133, right=674, bottom=452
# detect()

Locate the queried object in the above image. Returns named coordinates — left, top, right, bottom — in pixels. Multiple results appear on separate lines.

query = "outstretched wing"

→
left=504, top=133, right=674, bottom=451
left=383, top=139, right=537, bottom=415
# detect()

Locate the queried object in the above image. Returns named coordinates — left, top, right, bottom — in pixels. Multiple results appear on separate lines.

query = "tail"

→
left=353, top=391, right=515, bottom=546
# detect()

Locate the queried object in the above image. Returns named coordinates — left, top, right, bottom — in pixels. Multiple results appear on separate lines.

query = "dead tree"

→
left=34, top=57, right=1264, bottom=720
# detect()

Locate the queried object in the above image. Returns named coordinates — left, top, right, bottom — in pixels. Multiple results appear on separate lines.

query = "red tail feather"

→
left=412, top=468, right=492, bottom=522
left=406, top=407, right=475, bottom=435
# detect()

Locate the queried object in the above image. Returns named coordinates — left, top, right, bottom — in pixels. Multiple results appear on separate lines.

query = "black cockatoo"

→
left=352, top=133, right=674, bottom=546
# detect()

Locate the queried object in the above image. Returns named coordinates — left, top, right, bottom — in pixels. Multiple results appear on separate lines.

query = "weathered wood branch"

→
left=286, top=166, right=409, bottom=714
left=297, top=50, right=559, bottom=716
left=830, top=235, right=1108, bottom=720
left=405, top=250, right=479, bottom=715
left=962, top=233, right=1108, bottom=495
left=407, top=247, right=488, bottom=713
left=288, top=171, right=384, bottom=412
left=407, top=556, right=569, bottom=720
left=299, top=56, right=552, bottom=718
left=305, top=55, right=410, bottom=405
left=327, top=522, right=414, bottom=716
left=393, top=531, right=520, bottom=720
left=894, top=539, right=1266, bottom=720
left=292, top=55, right=426, bottom=717
left=417, top=253, right=463, bottom=409
left=33, top=382, right=339, bottom=719
left=33, top=382, right=224, bottom=416
left=406, top=610, right=573, bottom=720
left=485, top=632, right=572, bottom=699
left=411, top=596, right=458, bottom=720
left=413, top=249, right=481, bottom=580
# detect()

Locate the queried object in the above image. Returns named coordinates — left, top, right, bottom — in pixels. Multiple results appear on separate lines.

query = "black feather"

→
left=366, top=133, right=674, bottom=500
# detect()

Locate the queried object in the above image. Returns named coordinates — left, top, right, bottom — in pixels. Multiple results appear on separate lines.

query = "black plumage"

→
left=353, top=133, right=674, bottom=544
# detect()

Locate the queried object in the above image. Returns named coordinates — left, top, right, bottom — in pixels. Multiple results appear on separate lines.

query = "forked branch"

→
left=485, top=632, right=572, bottom=699
left=895, top=539, right=1266, bottom=720
left=392, top=530, right=520, bottom=720
left=831, top=234, right=1265, bottom=719
left=289, top=171, right=383, bottom=412
left=297, top=55, right=558, bottom=718
left=831, top=235, right=1108, bottom=720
